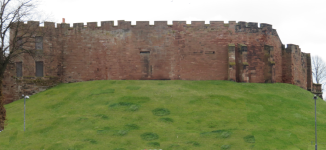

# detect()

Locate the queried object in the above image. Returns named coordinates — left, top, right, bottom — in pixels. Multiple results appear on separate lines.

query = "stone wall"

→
left=3, top=63, right=60, bottom=103
left=2, top=20, right=314, bottom=104
left=282, top=44, right=313, bottom=90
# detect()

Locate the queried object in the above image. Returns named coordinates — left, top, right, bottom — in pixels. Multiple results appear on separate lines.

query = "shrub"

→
left=140, top=132, right=159, bottom=141
left=152, top=108, right=170, bottom=116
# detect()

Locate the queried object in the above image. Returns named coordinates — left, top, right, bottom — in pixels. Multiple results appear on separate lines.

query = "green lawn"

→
left=0, top=80, right=325, bottom=150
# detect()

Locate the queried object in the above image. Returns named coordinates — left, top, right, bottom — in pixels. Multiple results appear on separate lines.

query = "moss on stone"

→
left=238, top=43, right=247, bottom=47
left=269, top=60, right=275, bottom=65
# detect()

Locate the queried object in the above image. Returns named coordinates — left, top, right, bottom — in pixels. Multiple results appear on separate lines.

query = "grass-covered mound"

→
left=0, top=80, right=325, bottom=150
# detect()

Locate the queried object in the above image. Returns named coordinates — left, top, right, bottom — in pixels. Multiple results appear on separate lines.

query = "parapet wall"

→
left=26, top=20, right=279, bottom=36
left=2, top=20, right=314, bottom=104
left=282, top=44, right=313, bottom=90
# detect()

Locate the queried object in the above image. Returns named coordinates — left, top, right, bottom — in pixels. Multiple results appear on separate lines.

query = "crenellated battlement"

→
left=284, top=44, right=303, bottom=53
left=20, top=20, right=278, bottom=32
left=27, top=21, right=40, bottom=27
left=13, top=20, right=279, bottom=38
left=72, top=23, right=83, bottom=28
left=44, top=22, right=55, bottom=28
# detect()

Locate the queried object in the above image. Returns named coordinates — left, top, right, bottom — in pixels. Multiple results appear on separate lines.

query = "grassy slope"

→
left=0, top=80, right=326, bottom=150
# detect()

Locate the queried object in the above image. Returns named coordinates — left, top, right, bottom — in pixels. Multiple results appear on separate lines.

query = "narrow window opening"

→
left=140, top=51, right=150, bottom=54
left=205, top=51, right=215, bottom=54
left=35, top=36, right=43, bottom=50
left=16, top=62, right=22, bottom=77
left=35, top=61, right=43, bottom=77
left=17, top=37, right=23, bottom=49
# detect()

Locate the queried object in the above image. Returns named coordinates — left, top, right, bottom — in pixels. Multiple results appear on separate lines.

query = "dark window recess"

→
left=241, top=46, right=247, bottom=52
left=35, top=61, right=43, bottom=77
left=205, top=51, right=215, bottom=54
left=16, top=62, right=22, bottom=77
left=140, top=51, right=150, bottom=54
left=35, top=36, right=43, bottom=50
left=17, top=37, right=22, bottom=49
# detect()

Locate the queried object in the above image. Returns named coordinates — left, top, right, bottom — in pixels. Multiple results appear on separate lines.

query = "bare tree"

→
left=312, top=56, right=326, bottom=85
left=0, top=0, right=45, bottom=130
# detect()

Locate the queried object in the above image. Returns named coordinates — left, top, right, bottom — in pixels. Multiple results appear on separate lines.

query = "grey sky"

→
left=39, top=0, right=326, bottom=63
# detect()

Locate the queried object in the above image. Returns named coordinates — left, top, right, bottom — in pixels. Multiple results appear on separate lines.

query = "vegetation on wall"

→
left=14, top=76, right=60, bottom=86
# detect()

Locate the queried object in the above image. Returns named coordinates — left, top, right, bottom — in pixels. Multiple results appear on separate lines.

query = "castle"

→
left=2, top=20, right=323, bottom=104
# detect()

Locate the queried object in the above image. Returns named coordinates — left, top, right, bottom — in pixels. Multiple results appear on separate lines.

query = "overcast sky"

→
left=39, top=0, right=326, bottom=62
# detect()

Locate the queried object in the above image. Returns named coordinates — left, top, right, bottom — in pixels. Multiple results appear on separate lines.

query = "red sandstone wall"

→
left=282, top=44, right=311, bottom=89
left=57, top=21, right=283, bottom=83
left=2, top=64, right=18, bottom=103
left=2, top=20, right=313, bottom=104
left=306, top=54, right=313, bottom=91
left=59, top=21, right=231, bottom=81
left=2, top=22, right=62, bottom=103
